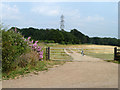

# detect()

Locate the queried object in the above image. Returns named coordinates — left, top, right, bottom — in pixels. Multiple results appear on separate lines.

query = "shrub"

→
left=2, top=30, right=28, bottom=73
left=18, top=50, right=39, bottom=68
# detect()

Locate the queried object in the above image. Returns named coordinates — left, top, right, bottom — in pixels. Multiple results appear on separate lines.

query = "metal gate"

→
left=49, top=47, right=84, bottom=61
left=46, top=47, right=114, bottom=61
left=114, top=47, right=120, bottom=60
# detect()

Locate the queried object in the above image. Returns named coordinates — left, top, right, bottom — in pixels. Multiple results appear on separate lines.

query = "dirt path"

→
left=2, top=49, right=118, bottom=88
left=64, top=49, right=104, bottom=62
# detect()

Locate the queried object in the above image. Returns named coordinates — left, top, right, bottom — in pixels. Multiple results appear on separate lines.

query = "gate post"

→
left=46, top=47, right=48, bottom=60
left=114, top=47, right=117, bottom=60
left=46, top=47, right=50, bottom=60
left=48, top=47, right=50, bottom=60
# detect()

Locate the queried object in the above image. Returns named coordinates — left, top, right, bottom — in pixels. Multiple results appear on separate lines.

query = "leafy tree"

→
left=10, top=27, right=120, bottom=46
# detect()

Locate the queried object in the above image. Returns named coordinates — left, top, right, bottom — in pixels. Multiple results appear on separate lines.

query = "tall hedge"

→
left=2, top=30, right=27, bottom=72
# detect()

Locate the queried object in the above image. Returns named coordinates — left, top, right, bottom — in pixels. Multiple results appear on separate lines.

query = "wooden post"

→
left=46, top=47, right=50, bottom=60
left=48, top=47, right=50, bottom=60
left=46, top=47, right=48, bottom=60
left=114, top=47, right=117, bottom=60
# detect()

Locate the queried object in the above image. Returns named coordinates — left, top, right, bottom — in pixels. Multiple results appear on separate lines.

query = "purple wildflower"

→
left=39, top=55, right=43, bottom=59
left=39, top=51, right=43, bottom=55
left=27, top=37, right=31, bottom=41
left=29, top=44, right=32, bottom=46
left=15, top=27, right=17, bottom=32
left=35, top=41, right=38, bottom=44
left=31, top=40, right=33, bottom=43
left=33, top=43, right=38, bottom=47
left=35, top=47, right=37, bottom=49
left=37, top=48, right=41, bottom=52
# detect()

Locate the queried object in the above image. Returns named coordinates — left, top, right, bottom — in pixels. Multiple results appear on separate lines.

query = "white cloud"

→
left=1, top=3, right=21, bottom=20
left=64, top=9, right=82, bottom=24
left=85, top=15, right=104, bottom=22
left=31, top=6, right=60, bottom=16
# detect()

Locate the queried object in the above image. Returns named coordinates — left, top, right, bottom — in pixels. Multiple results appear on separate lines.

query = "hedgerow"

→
left=2, top=30, right=28, bottom=72
left=2, top=27, right=44, bottom=73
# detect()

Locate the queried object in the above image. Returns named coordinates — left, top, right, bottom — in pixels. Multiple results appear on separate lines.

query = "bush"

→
left=18, top=50, right=39, bottom=68
left=2, top=30, right=28, bottom=73
left=44, top=40, right=55, bottom=43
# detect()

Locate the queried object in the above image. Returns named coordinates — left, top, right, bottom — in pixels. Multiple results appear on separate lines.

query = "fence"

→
left=46, top=47, right=114, bottom=61
left=114, top=47, right=120, bottom=61
left=49, top=47, right=73, bottom=61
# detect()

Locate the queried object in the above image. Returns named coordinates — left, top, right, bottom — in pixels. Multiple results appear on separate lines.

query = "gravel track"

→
left=2, top=49, right=118, bottom=88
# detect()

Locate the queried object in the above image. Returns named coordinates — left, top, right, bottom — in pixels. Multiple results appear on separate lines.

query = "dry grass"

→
left=50, top=48, right=72, bottom=60
left=38, top=43, right=116, bottom=60
left=47, top=44, right=116, bottom=60
left=18, top=50, right=39, bottom=68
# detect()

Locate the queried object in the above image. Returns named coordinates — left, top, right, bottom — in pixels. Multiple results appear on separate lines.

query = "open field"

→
left=50, top=48, right=73, bottom=60
left=43, top=43, right=116, bottom=60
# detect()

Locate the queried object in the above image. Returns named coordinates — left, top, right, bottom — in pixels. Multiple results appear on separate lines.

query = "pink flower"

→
left=39, top=51, right=43, bottom=55
left=37, top=48, right=41, bottom=52
left=39, top=55, right=43, bottom=59
left=27, top=37, right=31, bottom=41
left=35, top=41, right=38, bottom=44
left=29, top=44, right=32, bottom=46
left=34, top=47, right=37, bottom=49
left=33, top=43, right=38, bottom=47
left=15, top=27, right=17, bottom=32
left=31, top=40, right=33, bottom=43
left=32, top=47, right=34, bottom=49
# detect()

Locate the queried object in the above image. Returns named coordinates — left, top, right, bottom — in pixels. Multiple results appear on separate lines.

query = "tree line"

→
left=10, top=27, right=120, bottom=46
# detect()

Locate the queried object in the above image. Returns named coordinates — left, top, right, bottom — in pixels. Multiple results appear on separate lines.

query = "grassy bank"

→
left=2, top=43, right=66, bottom=80
left=105, top=60, right=120, bottom=64
left=85, top=53, right=114, bottom=60
left=2, top=60, right=66, bottom=80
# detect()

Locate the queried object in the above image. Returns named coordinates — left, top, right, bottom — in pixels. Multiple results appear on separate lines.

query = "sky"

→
left=0, top=1, right=118, bottom=38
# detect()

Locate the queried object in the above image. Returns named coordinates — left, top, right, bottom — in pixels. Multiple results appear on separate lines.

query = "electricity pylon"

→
left=60, top=14, right=64, bottom=31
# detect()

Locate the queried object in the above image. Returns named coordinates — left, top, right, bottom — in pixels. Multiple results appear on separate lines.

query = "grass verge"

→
left=85, top=53, right=114, bottom=60
left=84, top=52, right=120, bottom=64
left=105, top=60, right=120, bottom=64
left=2, top=60, right=66, bottom=80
